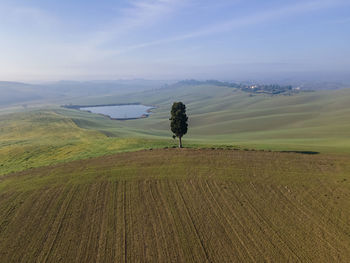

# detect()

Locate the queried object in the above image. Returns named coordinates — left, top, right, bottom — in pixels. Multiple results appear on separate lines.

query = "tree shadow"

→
left=281, top=151, right=320, bottom=155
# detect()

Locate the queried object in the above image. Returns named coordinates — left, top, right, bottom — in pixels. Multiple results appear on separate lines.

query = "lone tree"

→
left=170, top=102, right=188, bottom=148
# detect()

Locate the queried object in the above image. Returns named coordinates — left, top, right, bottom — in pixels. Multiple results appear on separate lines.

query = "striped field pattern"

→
left=1, top=149, right=350, bottom=262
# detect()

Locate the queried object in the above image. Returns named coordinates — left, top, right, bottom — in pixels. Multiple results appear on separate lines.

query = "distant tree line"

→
left=170, top=80, right=298, bottom=95
left=241, top=84, right=294, bottom=95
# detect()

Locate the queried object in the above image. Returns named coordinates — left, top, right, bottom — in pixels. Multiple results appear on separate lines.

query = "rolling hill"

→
left=1, top=82, right=350, bottom=262
left=58, top=83, right=350, bottom=153
left=1, top=83, right=350, bottom=175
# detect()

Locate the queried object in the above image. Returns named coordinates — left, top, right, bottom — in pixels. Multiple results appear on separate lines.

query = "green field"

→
left=0, top=109, right=179, bottom=175
left=1, top=84, right=350, bottom=262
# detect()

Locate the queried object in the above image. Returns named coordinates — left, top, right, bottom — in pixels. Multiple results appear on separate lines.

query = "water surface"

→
left=80, top=104, right=154, bottom=119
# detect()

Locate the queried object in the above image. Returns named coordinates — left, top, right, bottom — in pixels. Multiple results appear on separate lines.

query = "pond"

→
left=80, top=104, right=155, bottom=120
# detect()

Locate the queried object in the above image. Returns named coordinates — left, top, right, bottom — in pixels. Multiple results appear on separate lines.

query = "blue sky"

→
left=0, top=0, right=349, bottom=81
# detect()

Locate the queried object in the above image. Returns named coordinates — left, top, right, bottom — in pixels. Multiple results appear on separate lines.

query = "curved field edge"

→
left=1, top=149, right=350, bottom=262
left=0, top=110, right=179, bottom=176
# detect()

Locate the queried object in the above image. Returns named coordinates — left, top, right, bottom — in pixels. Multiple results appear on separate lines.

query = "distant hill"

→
left=45, top=79, right=168, bottom=96
left=172, top=79, right=239, bottom=88
left=1, top=78, right=349, bottom=107
left=0, top=80, right=168, bottom=107
left=0, top=81, right=43, bottom=105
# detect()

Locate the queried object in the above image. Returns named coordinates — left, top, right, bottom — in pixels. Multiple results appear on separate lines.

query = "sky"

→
left=0, top=0, right=349, bottom=82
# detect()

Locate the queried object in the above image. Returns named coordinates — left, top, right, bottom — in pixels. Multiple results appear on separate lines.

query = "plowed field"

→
left=1, top=149, right=350, bottom=262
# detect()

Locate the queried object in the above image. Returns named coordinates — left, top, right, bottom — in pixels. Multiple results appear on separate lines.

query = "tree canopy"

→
left=170, top=102, right=188, bottom=148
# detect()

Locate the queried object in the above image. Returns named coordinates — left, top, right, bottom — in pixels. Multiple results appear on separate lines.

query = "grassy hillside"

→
left=60, top=85, right=350, bottom=153
left=1, top=149, right=350, bottom=262
left=1, top=85, right=350, bottom=175
left=0, top=110, right=177, bottom=175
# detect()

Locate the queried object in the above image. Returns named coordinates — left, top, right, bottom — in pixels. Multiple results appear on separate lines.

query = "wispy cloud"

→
left=105, top=0, right=347, bottom=55
left=65, top=0, right=187, bottom=62
left=86, top=0, right=185, bottom=48
left=0, top=0, right=348, bottom=80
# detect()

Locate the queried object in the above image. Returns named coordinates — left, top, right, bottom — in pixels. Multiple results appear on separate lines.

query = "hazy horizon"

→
left=1, top=0, right=349, bottom=81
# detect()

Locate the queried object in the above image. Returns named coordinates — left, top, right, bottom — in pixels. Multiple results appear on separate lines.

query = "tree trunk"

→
left=179, top=136, right=183, bottom=148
